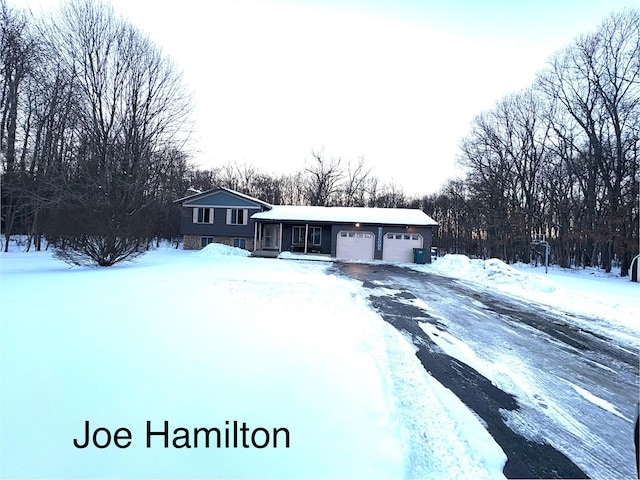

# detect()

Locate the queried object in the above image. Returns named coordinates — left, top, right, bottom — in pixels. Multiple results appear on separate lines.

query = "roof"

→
left=252, top=205, right=438, bottom=226
left=174, top=187, right=272, bottom=208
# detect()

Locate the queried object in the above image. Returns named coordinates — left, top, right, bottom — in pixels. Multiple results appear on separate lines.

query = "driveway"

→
left=332, top=262, right=638, bottom=479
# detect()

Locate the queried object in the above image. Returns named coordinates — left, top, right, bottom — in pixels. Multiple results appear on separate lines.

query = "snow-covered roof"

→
left=253, top=205, right=438, bottom=226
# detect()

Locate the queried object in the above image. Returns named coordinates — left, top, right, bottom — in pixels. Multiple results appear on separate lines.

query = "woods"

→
left=1, top=1, right=638, bottom=273
left=444, top=9, right=639, bottom=275
left=1, top=0, right=191, bottom=264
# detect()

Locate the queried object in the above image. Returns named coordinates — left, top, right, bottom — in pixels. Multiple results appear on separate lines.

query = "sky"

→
left=12, top=0, right=640, bottom=195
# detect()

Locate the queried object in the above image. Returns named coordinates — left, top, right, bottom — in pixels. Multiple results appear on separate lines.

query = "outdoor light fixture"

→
left=355, top=222, right=361, bottom=228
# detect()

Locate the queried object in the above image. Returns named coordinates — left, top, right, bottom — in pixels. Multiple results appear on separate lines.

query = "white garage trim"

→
left=336, top=231, right=375, bottom=261
left=383, top=233, right=423, bottom=263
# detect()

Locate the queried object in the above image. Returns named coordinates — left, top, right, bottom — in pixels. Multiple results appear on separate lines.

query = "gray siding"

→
left=179, top=207, right=260, bottom=237
left=184, top=190, right=264, bottom=208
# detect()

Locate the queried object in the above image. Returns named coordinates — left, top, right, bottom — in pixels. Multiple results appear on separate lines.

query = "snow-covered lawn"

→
left=1, top=244, right=508, bottom=479
left=2, top=244, right=638, bottom=479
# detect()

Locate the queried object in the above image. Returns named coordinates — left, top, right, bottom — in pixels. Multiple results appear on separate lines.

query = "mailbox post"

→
left=531, top=239, right=550, bottom=274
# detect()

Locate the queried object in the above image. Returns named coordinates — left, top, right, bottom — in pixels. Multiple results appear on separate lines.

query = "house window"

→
left=309, top=227, right=322, bottom=246
left=233, top=238, right=246, bottom=249
left=227, top=208, right=248, bottom=225
left=292, top=226, right=305, bottom=245
left=201, top=237, right=214, bottom=247
left=193, top=207, right=214, bottom=224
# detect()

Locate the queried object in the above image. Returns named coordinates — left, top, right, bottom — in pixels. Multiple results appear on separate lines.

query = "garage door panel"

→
left=383, top=233, right=423, bottom=263
left=336, top=231, right=375, bottom=261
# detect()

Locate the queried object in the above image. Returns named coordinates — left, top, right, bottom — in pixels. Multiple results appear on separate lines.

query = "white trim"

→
left=184, top=203, right=263, bottom=209
left=193, top=207, right=214, bottom=224
left=254, top=222, right=258, bottom=252
left=226, top=208, right=249, bottom=225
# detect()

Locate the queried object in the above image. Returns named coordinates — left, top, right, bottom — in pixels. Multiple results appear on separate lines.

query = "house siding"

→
left=184, top=190, right=265, bottom=208
left=179, top=207, right=260, bottom=237
left=176, top=188, right=270, bottom=250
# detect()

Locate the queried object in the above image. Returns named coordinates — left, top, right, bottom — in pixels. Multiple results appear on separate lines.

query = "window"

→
left=292, top=226, right=305, bottom=244
left=193, top=208, right=214, bottom=224
left=227, top=208, right=248, bottom=225
left=233, top=238, right=246, bottom=249
left=309, top=227, right=322, bottom=246
left=201, top=237, right=214, bottom=247
left=292, top=226, right=322, bottom=246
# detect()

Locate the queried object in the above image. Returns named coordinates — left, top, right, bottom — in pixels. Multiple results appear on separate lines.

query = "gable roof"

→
left=174, top=187, right=272, bottom=209
left=252, top=205, right=437, bottom=226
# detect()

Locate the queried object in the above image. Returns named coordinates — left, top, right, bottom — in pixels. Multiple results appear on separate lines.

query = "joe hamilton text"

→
left=73, top=420, right=290, bottom=449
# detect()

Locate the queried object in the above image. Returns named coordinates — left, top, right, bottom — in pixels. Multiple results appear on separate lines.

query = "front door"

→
left=263, top=224, right=280, bottom=250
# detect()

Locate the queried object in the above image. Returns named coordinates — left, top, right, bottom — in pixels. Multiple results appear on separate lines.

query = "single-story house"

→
left=175, top=187, right=438, bottom=263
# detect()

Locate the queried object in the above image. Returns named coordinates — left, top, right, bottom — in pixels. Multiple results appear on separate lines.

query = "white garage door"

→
left=336, top=231, right=375, bottom=261
left=383, top=233, right=423, bottom=263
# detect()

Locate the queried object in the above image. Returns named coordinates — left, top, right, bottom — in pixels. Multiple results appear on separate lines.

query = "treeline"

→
left=423, top=9, right=639, bottom=276
left=2, top=1, right=638, bottom=274
left=1, top=0, right=194, bottom=264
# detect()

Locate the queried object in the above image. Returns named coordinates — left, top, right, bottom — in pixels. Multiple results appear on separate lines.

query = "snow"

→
left=0, top=244, right=502, bottom=479
left=568, top=383, right=632, bottom=422
left=2, top=244, right=637, bottom=479
left=252, top=205, right=438, bottom=226
left=421, top=254, right=640, bottom=347
left=197, top=242, right=252, bottom=257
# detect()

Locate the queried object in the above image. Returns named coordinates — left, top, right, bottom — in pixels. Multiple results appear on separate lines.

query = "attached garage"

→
left=252, top=205, right=437, bottom=263
left=382, top=233, right=423, bottom=263
left=336, top=231, right=375, bottom=261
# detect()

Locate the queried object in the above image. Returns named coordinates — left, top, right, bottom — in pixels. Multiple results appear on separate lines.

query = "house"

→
left=175, top=188, right=438, bottom=263
left=252, top=205, right=437, bottom=262
left=174, top=187, right=271, bottom=250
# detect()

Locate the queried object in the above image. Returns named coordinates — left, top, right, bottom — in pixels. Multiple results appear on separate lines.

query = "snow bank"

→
left=277, top=251, right=332, bottom=262
left=431, top=255, right=556, bottom=293
left=196, top=242, right=251, bottom=257
left=423, top=254, right=639, bottom=346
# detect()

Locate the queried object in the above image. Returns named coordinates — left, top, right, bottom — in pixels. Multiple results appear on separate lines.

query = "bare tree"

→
left=302, top=149, right=343, bottom=206
left=38, top=0, right=191, bottom=266
left=339, top=156, right=371, bottom=206
left=0, top=1, right=38, bottom=250
left=537, top=8, right=639, bottom=272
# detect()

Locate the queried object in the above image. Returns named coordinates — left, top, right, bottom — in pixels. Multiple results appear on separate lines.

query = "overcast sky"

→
left=14, top=0, right=638, bottom=195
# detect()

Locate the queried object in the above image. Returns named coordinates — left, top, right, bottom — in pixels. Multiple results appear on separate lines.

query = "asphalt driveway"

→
left=333, top=262, right=638, bottom=479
